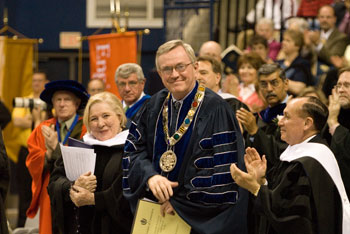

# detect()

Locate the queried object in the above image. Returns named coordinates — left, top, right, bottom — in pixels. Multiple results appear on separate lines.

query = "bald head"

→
left=199, top=41, right=222, bottom=63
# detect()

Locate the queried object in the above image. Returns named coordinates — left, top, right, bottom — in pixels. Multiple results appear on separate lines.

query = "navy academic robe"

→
left=123, top=83, right=249, bottom=234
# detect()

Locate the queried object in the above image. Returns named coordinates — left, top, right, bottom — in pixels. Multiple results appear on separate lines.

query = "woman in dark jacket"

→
left=277, top=29, right=314, bottom=95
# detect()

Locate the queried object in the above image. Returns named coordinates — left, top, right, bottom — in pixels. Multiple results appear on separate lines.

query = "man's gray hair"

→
left=258, top=63, right=286, bottom=81
left=155, top=40, right=196, bottom=70
left=287, top=17, right=310, bottom=33
left=115, top=63, right=145, bottom=83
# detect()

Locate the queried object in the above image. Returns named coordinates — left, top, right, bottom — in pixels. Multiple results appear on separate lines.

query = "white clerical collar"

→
left=300, top=134, right=315, bottom=144
left=280, top=134, right=315, bottom=160
left=123, top=92, right=145, bottom=109
left=83, top=129, right=129, bottom=147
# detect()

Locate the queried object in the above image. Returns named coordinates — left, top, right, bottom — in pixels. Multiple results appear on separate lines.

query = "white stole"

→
left=83, top=130, right=129, bottom=147
left=280, top=139, right=350, bottom=234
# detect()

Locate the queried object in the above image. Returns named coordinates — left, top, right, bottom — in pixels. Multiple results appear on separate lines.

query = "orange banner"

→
left=88, top=32, right=137, bottom=99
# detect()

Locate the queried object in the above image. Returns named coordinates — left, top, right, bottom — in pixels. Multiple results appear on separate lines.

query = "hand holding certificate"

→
left=59, top=143, right=96, bottom=181
left=131, top=199, right=191, bottom=234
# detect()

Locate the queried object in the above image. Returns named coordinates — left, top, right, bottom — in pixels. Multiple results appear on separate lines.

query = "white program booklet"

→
left=59, top=143, right=96, bottom=181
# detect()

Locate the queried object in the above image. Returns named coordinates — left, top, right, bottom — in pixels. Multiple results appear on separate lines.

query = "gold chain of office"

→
left=159, top=84, right=205, bottom=172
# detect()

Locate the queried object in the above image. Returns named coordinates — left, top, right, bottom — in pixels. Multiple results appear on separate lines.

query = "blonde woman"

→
left=48, top=92, right=132, bottom=234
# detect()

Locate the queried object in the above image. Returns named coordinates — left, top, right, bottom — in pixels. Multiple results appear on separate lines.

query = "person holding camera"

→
left=26, top=80, right=89, bottom=234
left=11, top=71, right=48, bottom=228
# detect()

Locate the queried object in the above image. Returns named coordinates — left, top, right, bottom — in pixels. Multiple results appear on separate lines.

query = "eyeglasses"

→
left=259, top=79, right=281, bottom=89
left=160, top=62, right=193, bottom=76
left=336, top=82, right=350, bottom=89
left=117, top=80, right=139, bottom=88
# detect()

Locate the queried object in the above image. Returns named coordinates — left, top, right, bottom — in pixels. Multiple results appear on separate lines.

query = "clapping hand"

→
left=236, top=108, right=258, bottom=135
left=42, top=124, right=58, bottom=158
left=230, top=147, right=267, bottom=195
left=328, top=87, right=341, bottom=128
left=244, top=147, right=267, bottom=185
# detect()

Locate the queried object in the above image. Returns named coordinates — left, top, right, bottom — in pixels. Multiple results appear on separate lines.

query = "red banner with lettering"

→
left=88, top=32, right=137, bottom=99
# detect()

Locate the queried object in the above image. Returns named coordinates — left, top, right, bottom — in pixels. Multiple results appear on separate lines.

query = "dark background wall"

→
left=1, top=0, right=165, bottom=94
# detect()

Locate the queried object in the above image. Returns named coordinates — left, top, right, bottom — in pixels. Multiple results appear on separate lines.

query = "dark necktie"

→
left=60, top=122, right=68, bottom=140
left=170, top=101, right=181, bottom=136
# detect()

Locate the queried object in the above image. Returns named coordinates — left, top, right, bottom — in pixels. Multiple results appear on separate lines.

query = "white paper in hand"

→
left=59, top=143, right=96, bottom=181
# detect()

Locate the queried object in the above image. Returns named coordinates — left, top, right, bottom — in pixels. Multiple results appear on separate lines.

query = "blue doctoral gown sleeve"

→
left=122, top=101, right=159, bottom=212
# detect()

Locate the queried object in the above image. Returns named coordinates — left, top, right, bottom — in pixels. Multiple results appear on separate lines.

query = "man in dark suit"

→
left=313, top=5, right=350, bottom=66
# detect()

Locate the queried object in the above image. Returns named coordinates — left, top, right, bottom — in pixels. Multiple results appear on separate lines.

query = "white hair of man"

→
left=115, top=63, right=145, bottom=83
left=287, top=17, right=310, bottom=33
left=155, top=39, right=196, bottom=70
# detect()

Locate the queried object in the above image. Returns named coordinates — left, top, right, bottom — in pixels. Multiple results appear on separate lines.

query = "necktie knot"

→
left=174, top=101, right=181, bottom=110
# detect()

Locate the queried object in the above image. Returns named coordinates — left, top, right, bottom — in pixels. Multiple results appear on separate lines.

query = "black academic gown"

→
left=123, top=83, right=249, bottom=234
left=253, top=135, right=342, bottom=234
left=0, top=130, right=9, bottom=234
left=329, top=108, right=350, bottom=197
left=224, top=97, right=249, bottom=114
left=246, top=103, right=288, bottom=170
left=48, top=142, right=133, bottom=234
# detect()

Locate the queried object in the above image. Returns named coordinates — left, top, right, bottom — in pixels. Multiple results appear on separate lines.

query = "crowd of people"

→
left=0, top=2, right=349, bottom=234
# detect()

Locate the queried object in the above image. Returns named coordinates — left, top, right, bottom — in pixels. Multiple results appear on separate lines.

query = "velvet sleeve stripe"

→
left=194, top=156, right=215, bottom=169
left=212, top=131, right=236, bottom=146
left=194, top=151, right=238, bottom=169
left=187, top=190, right=238, bottom=205
left=191, top=172, right=235, bottom=188
left=124, top=139, right=136, bottom=153
left=128, top=121, right=141, bottom=141
left=122, top=157, right=130, bottom=171
left=122, top=177, right=130, bottom=190
left=199, top=131, right=236, bottom=150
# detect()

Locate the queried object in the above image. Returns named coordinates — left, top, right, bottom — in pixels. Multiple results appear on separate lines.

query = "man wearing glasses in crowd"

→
left=115, top=63, right=150, bottom=123
left=327, top=67, right=350, bottom=197
left=122, top=40, right=249, bottom=234
left=236, top=63, right=289, bottom=166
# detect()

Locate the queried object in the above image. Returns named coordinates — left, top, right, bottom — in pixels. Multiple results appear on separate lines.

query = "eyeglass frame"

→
left=159, top=62, right=193, bottom=76
left=335, top=82, right=350, bottom=90
left=259, top=78, right=283, bottom=89
left=116, top=80, right=142, bottom=89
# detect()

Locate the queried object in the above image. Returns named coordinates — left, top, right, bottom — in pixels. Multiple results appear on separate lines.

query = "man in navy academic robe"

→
left=122, top=40, right=249, bottom=234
